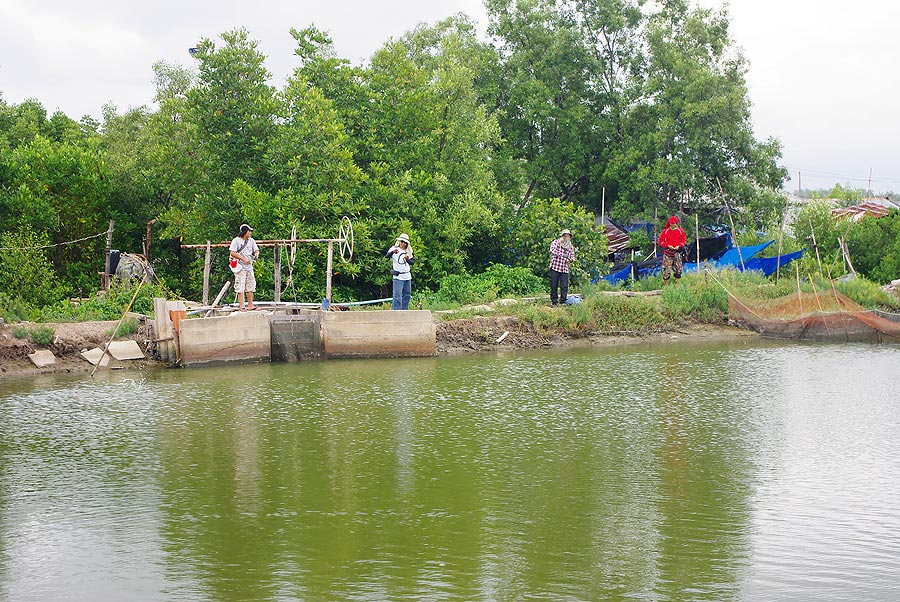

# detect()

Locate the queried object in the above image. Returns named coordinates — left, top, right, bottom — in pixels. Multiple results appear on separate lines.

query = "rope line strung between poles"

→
left=703, top=268, right=768, bottom=321
left=0, top=229, right=109, bottom=251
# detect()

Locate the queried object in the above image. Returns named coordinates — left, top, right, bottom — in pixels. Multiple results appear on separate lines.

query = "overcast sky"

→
left=1, top=0, right=898, bottom=193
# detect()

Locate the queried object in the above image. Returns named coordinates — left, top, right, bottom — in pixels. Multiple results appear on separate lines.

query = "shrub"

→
left=503, top=197, right=608, bottom=285
left=432, top=264, right=546, bottom=306
left=660, top=278, right=727, bottom=322
left=0, top=293, right=33, bottom=323
left=12, top=325, right=29, bottom=339
left=835, top=275, right=900, bottom=310
left=37, top=281, right=169, bottom=322
left=107, top=317, right=139, bottom=338
left=0, top=228, right=65, bottom=308
left=29, top=324, right=55, bottom=346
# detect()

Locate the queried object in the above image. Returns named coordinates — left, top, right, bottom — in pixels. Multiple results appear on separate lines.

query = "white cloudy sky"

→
left=1, top=0, right=898, bottom=192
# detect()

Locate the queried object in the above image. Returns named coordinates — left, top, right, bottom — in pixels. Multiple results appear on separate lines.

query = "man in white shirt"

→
left=229, top=224, right=260, bottom=311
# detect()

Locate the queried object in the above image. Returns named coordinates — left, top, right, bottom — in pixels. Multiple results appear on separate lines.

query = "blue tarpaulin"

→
left=744, top=249, right=806, bottom=276
left=712, top=240, right=773, bottom=268
left=600, top=243, right=806, bottom=284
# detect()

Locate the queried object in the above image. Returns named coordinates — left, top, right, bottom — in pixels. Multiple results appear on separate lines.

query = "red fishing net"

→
left=728, top=290, right=900, bottom=343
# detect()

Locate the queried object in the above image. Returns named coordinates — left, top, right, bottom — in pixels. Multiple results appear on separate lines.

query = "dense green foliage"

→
left=430, top=263, right=546, bottom=306
left=7, top=2, right=897, bottom=321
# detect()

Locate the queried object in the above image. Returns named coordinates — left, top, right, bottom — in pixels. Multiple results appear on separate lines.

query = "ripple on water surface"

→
left=1, top=342, right=899, bottom=601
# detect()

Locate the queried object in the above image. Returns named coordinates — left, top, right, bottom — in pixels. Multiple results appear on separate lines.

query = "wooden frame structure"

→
left=181, top=217, right=354, bottom=305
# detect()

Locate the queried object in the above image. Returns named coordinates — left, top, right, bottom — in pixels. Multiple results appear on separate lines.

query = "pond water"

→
left=1, top=341, right=899, bottom=601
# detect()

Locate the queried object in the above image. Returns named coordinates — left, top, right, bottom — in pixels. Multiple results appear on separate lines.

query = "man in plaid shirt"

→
left=549, top=229, right=576, bottom=305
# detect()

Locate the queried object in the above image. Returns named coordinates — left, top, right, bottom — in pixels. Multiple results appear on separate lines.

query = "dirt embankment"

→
left=436, top=314, right=757, bottom=354
left=0, top=320, right=157, bottom=378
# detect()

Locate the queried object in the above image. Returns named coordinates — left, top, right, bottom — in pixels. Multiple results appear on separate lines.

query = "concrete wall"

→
left=270, top=312, right=322, bottom=361
left=179, top=312, right=271, bottom=366
left=322, top=310, right=435, bottom=358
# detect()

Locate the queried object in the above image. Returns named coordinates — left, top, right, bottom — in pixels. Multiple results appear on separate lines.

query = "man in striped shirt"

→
left=549, top=229, right=576, bottom=306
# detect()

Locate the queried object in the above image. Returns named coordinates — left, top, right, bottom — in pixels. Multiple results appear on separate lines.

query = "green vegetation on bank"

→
left=432, top=269, right=899, bottom=336
left=0, top=281, right=168, bottom=324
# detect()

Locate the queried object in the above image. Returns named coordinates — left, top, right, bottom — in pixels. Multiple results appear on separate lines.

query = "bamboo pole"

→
left=808, top=273, right=830, bottom=338
left=716, top=177, right=745, bottom=271
left=103, top=220, right=114, bottom=290
left=91, top=278, right=145, bottom=378
left=631, top=249, right=636, bottom=283
left=826, top=265, right=850, bottom=342
left=202, top=241, right=211, bottom=306
left=775, top=203, right=788, bottom=283
left=695, top=213, right=701, bottom=273
left=795, top=262, right=804, bottom=315
left=182, top=238, right=340, bottom=249
left=600, top=187, right=605, bottom=227
left=839, top=237, right=857, bottom=276
left=808, top=217, right=824, bottom=278
left=204, top=281, right=232, bottom=317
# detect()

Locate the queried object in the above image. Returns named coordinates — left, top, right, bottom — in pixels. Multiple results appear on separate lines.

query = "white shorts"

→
left=234, top=269, right=256, bottom=294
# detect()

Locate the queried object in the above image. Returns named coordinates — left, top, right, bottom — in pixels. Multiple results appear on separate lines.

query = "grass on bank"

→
left=11, top=323, right=55, bottom=345
left=430, top=268, right=899, bottom=335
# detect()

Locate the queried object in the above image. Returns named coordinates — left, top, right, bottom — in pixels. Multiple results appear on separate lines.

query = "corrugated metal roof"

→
left=605, top=224, right=631, bottom=253
left=832, top=202, right=893, bottom=221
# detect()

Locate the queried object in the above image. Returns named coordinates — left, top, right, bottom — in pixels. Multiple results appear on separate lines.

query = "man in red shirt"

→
left=658, top=216, right=686, bottom=286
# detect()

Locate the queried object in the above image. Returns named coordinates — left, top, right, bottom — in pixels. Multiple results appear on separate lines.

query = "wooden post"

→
left=103, top=220, right=114, bottom=290
left=145, top=218, right=156, bottom=261
left=695, top=213, right=701, bottom=273
left=202, top=241, right=211, bottom=306
left=325, top=240, right=334, bottom=302
left=274, top=243, right=281, bottom=303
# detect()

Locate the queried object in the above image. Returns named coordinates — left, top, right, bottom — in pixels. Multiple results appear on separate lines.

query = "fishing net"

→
left=728, top=290, right=900, bottom=343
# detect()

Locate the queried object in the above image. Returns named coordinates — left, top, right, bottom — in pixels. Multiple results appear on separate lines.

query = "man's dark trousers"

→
left=550, top=269, right=568, bottom=306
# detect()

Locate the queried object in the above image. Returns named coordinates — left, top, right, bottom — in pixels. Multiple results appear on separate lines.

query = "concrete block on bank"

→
left=270, top=312, right=322, bottom=361
left=108, top=340, right=145, bottom=360
left=322, top=310, right=436, bottom=358
left=28, top=349, right=57, bottom=368
left=81, top=348, right=110, bottom=367
left=178, top=312, right=270, bottom=366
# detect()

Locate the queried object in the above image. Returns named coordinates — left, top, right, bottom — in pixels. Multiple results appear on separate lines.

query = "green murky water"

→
left=1, top=341, right=899, bottom=601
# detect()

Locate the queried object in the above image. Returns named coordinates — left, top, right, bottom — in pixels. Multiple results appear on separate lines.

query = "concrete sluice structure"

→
left=151, top=299, right=436, bottom=367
